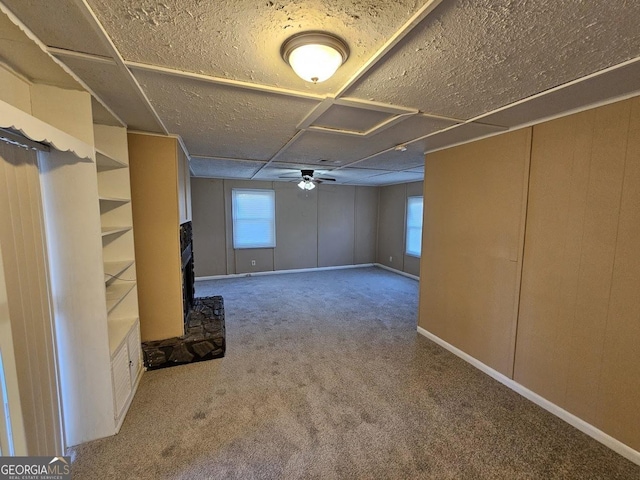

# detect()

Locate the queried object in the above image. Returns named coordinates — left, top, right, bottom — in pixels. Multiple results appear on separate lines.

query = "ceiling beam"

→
left=71, top=0, right=169, bottom=134
left=334, top=0, right=446, bottom=98
left=0, top=3, right=126, bottom=127
left=251, top=130, right=307, bottom=179
left=48, top=46, right=115, bottom=65
left=125, top=60, right=324, bottom=102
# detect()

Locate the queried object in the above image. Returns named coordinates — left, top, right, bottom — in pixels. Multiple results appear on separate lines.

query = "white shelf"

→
left=101, top=226, right=132, bottom=237
left=104, top=260, right=134, bottom=283
left=107, top=317, right=137, bottom=355
left=106, top=282, right=136, bottom=314
left=99, top=195, right=130, bottom=204
left=96, top=149, right=127, bottom=171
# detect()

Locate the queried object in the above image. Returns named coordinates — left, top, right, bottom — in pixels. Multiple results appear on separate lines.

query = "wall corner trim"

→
left=374, top=263, right=419, bottom=281
left=416, top=326, right=640, bottom=467
left=195, top=263, right=375, bottom=282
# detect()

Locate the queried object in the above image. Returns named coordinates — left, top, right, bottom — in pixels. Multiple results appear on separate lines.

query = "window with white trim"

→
left=406, top=196, right=423, bottom=257
left=232, top=189, right=276, bottom=249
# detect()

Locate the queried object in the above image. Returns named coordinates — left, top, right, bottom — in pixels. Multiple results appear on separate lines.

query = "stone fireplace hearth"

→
left=141, top=296, right=226, bottom=370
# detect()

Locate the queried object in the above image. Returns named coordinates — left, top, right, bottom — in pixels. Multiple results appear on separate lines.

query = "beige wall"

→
left=128, top=134, right=183, bottom=341
left=376, top=181, right=424, bottom=277
left=191, top=178, right=378, bottom=276
left=419, top=130, right=531, bottom=376
left=515, top=97, right=640, bottom=451
left=354, top=186, right=378, bottom=265
left=418, top=95, right=640, bottom=453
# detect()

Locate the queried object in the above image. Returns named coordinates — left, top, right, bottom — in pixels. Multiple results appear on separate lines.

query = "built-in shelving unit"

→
left=94, top=124, right=143, bottom=431
left=96, top=148, right=127, bottom=169
left=106, top=283, right=136, bottom=314
left=104, top=260, right=135, bottom=282
left=99, top=195, right=130, bottom=204
left=101, top=226, right=132, bottom=237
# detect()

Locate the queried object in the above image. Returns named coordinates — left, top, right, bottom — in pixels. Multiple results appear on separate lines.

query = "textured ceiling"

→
left=0, top=8, right=81, bottom=90
left=347, top=0, right=640, bottom=119
left=133, top=69, right=318, bottom=160
left=86, top=0, right=425, bottom=95
left=1, top=0, right=112, bottom=57
left=57, top=55, right=165, bottom=133
left=1, top=0, right=639, bottom=185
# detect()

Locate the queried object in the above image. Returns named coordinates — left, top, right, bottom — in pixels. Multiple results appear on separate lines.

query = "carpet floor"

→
left=68, top=267, right=639, bottom=479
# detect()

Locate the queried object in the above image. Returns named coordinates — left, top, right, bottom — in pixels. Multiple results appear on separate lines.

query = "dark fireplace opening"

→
left=180, top=221, right=195, bottom=328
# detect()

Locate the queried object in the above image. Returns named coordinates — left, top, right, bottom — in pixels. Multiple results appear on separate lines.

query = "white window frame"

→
left=231, top=189, right=276, bottom=249
left=406, top=196, right=423, bottom=257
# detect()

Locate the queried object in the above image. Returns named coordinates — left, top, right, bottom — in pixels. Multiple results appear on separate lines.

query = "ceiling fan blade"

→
left=317, top=177, right=336, bottom=181
left=279, top=175, right=300, bottom=179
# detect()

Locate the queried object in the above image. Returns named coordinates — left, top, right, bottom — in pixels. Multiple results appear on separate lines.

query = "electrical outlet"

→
left=251, top=260, right=256, bottom=266
left=389, top=256, right=393, bottom=262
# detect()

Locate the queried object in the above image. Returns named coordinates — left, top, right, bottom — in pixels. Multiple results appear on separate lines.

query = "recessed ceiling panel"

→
left=422, top=122, right=506, bottom=153
left=2, top=0, right=112, bottom=57
left=348, top=146, right=425, bottom=171
left=479, top=61, right=640, bottom=128
left=190, top=157, right=265, bottom=179
left=87, top=0, right=425, bottom=94
left=133, top=69, right=318, bottom=161
left=0, top=12, right=82, bottom=90
left=252, top=165, right=336, bottom=182
left=347, top=0, right=640, bottom=120
left=314, top=104, right=392, bottom=133
left=271, top=162, right=339, bottom=172
left=405, top=165, right=424, bottom=174
left=58, top=55, right=165, bottom=133
left=348, top=171, right=424, bottom=185
left=329, top=168, right=390, bottom=182
left=277, top=114, right=456, bottom=165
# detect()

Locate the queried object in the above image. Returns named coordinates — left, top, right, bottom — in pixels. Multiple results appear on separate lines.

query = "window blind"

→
left=406, top=196, right=423, bottom=257
left=232, top=189, right=276, bottom=249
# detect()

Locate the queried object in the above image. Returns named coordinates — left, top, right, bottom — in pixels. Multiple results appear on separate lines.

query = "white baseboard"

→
left=374, top=263, right=419, bottom=281
left=196, top=263, right=375, bottom=282
left=416, top=326, right=640, bottom=467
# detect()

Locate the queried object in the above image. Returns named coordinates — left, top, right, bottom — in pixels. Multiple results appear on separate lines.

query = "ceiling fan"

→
left=280, top=169, right=336, bottom=190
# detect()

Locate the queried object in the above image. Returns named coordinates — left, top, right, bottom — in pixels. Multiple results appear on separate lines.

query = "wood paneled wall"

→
left=376, top=181, right=423, bottom=277
left=515, top=97, right=640, bottom=450
left=418, top=96, right=640, bottom=453
left=419, top=129, right=532, bottom=376
left=191, top=179, right=378, bottom=277
left=128, top=134, right=183, bottom=341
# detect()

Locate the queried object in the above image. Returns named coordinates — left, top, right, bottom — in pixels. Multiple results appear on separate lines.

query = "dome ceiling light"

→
left=281, top=32, right=349, bottom=84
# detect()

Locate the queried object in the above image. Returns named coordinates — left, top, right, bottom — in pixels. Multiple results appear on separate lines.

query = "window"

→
left=406, top=196, right=423, bottom=257
left=232, top=189, right=276, bottom=249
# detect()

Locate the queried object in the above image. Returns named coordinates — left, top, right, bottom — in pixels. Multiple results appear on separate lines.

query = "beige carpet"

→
left=68, top=267, right=639, bottom=479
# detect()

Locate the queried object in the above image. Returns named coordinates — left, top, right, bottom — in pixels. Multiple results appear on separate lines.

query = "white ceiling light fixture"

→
left=281, top=32, right=349, bottom=84
left=298, top=179, right=316, bottom=190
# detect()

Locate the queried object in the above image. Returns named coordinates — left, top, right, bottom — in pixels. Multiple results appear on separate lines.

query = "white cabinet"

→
left=111, top=341, right=131, bottom=420
left=111, top=319, right=142, bottom=428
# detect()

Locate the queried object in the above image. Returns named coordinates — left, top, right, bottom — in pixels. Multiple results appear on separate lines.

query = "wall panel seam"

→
left=511, top=128, right=534, bottom=380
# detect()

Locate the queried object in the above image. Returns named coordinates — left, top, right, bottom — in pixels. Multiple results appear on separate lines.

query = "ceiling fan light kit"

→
left=286, top=169, right=336, bottom=189
left=298, top=179, right=316, bottom=190
left=281, top=32, right=349, bottom=83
